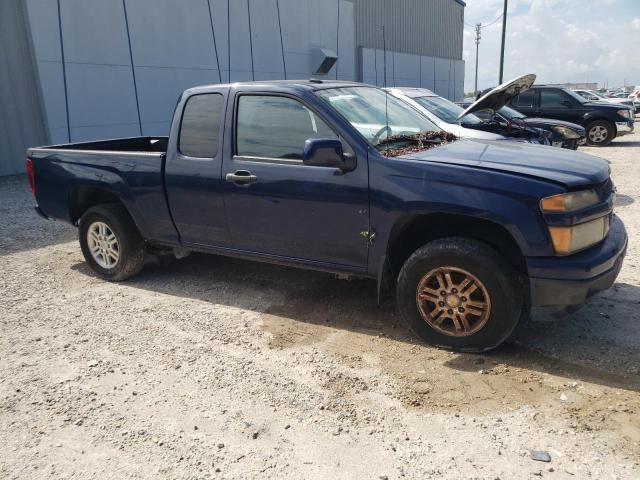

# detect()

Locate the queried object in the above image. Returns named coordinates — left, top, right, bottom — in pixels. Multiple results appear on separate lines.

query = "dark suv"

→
left=509, top=86, right=634, bottom=146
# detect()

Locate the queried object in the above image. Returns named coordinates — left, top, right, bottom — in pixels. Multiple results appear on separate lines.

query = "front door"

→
left=222, top=92, right=370, bottom=270
left=536, top=88, right=584, bottom=123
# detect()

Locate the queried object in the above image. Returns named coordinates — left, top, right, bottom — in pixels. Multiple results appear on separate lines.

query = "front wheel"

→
left=396, top=238, right=524, bottom=352
left=585, top=120, right=614, bottom=146
left=79, top=204, right=146, bottom=281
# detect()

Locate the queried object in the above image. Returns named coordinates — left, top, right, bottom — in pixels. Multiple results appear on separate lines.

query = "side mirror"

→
left=562, top=100, right=572, bottom=108
left=302, top=138, right=354, bottom=171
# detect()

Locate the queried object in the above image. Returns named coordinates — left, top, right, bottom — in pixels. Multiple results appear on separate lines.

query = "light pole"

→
left=498, top=0, right=508, bottom=83
left=474, top=23, right=481, bottom=95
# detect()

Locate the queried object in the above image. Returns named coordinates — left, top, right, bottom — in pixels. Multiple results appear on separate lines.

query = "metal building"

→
left=0, top=0, right=465, bottom=176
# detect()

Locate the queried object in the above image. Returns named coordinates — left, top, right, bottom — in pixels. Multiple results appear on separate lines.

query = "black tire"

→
left=78, top=204, right=145, bottom=281
left=396, top=238, right=524, bottom=352
left=585, top=120, right=615, bottom=146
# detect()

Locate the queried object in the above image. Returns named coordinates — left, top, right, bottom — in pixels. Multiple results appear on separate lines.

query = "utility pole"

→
left=474, top=23, right=481, bottom=95
left=498, top=0, right=508, bottom=83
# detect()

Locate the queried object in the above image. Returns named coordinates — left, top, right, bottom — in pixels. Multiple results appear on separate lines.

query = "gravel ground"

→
left=2, top=128, right=640, bottom=479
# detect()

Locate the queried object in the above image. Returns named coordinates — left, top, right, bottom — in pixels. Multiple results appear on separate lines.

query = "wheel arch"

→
left=385, top=212, right=527, bottom=277
left=68, top=185, right=134, bottom=226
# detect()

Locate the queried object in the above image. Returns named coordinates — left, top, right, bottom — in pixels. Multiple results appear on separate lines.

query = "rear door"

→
left=164, top=87, right=231, bottom=247
left=221, top=89, right=370, bottom=270
left=536, top=88, right=584, bottom=123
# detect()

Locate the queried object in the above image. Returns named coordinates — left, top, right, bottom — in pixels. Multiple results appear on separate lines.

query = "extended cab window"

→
left=179, top=93, right=224, bottom=158
left=512, top=90, right=535, bottom=107
left=236, top=95, right=337, bottom=160
left=540, top=89, right=571, bottom=108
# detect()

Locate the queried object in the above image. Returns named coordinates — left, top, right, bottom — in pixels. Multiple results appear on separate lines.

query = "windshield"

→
left=563, top=88, right=588, bottom=104
left=497, top=105, right=526, bottom=119
left=587, top=90, right=606, bottom=99
left=413, top=95, right=483, bottom=126
left=315, top=86, right=440, bottom=145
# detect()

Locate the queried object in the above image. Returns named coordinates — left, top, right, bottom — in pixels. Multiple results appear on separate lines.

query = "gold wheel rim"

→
left=416, top=267, right=491, bottom=337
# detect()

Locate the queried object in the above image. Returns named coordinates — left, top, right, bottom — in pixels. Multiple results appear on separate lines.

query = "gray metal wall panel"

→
left=65, top=63, right=139, bottom=130
left=25, top=0, right=68, bottom=141
left=33, top=60, right=67, bottom=132
left=420, top=56, right=436, bottom=90
left=360, top=48, right=460, bottom=99
left=135, top=66, right=219, bottom=130
left=25, top=0, right=62, bottom=62
left=228, top=0, right=253, bottom=80
left=337, top=0, right=356, bottom=80
left=354, top=0, right=464, bottom=60
left=210, top=0, right=230, bottom=82
left=249, top=0, right=285, bottom=78
left=0, top=0, right=47, bottom=175
left=60, top=0, right=130, bottom=65
left=125, top=0, right=219, bottom=70
left=279, top=0, right=311, bottom=77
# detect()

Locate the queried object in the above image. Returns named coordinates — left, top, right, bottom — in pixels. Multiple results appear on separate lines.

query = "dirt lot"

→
left=2, top=128, right=640, bottom=479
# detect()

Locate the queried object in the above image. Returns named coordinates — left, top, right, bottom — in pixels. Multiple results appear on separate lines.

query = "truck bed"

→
left=31, top=136, right=168, bottom=154
left=27, top=135, right=177, bottom=245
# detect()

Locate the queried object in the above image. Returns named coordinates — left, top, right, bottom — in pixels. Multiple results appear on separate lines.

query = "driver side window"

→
left=236, top=95, right=338, bottom=160
left=540, top=90, right=571, bottom=108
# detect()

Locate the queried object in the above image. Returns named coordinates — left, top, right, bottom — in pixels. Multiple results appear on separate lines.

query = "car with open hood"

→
left=388, top=75, right=584, bottom=149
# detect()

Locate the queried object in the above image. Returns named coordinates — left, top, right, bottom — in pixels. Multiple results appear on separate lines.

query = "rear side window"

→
left=179, top=93, right=224, bottom=158
left=512, top=90, right=535, bottom=107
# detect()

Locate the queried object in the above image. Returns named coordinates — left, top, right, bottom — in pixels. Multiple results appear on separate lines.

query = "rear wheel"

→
left=586, top=120, right=614, bottom=146
left=79, top=204, right=145, bottom=281
left=396, top=238, right=524, bottom=351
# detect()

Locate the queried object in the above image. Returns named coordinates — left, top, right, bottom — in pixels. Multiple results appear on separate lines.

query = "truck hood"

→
left=583, top=100, right=629, bottom=110
left=458, top=74, right=536, bottom=119
left=396, top=139, right=609, bottom=187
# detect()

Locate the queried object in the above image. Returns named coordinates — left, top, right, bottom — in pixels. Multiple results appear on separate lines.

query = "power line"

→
left=483, top=13, right=504, bottom=28
left=465, top=13, right=503, bottom=29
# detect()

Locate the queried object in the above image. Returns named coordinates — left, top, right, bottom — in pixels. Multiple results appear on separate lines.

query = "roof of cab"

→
left=184, top=79, right=369, bottom=96
left=386, top=87, right=437, bottom=98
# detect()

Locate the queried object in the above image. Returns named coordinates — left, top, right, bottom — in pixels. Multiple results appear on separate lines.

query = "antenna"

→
left=383, top=25, right=389, bottom=141
left=382, top=25, right=387, bottom=88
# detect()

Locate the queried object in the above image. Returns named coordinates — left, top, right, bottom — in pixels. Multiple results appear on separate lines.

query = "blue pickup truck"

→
left=26, top=80, right=627, bottom=351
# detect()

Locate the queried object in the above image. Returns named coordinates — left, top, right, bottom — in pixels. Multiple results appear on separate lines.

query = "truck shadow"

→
left=611, top=139, right=640, bottom=148
left=72, top=252, right=640, bottom=393
left=0, top=175, right=76, bottom=255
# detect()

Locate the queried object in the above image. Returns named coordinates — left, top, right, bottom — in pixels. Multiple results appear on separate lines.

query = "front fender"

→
left=367, top=157, right=562, bottom=275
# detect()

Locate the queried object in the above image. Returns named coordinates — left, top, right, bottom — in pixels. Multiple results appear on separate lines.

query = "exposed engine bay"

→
left=465, top=115, right=552, bottom=146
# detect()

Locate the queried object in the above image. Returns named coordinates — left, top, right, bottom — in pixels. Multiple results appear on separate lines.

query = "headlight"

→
left=548, top=216, right=609, bottom=255
left=617, top=109, right=630, bottom=118
left=540, top=190, right=599, bottom=212
left=551, top=125, right=580, bottom=140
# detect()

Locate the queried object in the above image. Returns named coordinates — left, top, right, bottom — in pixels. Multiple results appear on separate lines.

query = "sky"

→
left=462, top=0, right=640, bottom=93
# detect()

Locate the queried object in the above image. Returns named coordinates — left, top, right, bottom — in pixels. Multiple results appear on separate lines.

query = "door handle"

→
left=226, top=170, right=257, bottom=187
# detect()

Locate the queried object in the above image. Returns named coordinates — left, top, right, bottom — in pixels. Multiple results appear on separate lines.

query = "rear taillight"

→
left=26, top=158, right=36, bottom=196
